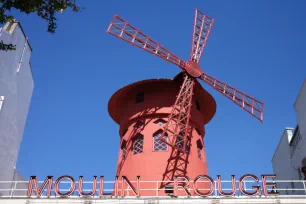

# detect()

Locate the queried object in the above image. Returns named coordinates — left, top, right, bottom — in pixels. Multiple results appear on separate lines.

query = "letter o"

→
left=54, top=176, right=76, bottom=197
left=193, top=175, right=215, bottom=196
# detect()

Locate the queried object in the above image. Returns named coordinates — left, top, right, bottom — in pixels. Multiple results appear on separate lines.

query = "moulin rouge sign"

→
left=27, top=174, right=279, bottom=198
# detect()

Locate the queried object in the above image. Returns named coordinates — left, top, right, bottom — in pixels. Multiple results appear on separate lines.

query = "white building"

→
left=272, top=80, right=306, bottom=195
left=0, top=21, right=34, bottom=196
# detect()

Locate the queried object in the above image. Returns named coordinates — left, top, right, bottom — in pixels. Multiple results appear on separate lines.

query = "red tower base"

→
left=108, top=73, right=216, bottom=196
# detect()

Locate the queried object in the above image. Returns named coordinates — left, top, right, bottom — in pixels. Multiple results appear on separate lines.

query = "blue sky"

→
left=13, top=0, right=306, bottom=182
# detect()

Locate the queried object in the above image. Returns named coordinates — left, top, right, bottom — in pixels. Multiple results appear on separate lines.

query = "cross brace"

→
left=159, top=74, right=195, bottom=153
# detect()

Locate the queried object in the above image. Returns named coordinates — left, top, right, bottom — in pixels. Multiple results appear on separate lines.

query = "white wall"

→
left=0, top=22, right=34, bottom=196
left=272, top=128, right=296, bottom=194
left=295, top=80, right=306, bottom=142
left=272, top=80, right=306, bottom=195
left=291, top=80, right=306, bottom=194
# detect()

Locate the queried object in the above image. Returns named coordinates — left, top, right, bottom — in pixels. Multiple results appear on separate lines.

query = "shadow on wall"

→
left=116, top=107, right=162, bottom=176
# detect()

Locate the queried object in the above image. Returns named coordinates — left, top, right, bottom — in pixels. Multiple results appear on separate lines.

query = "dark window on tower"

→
left=136, top=92, right=144, bottom=103
left=196, top=100, right=200, bottom=111
left=121, top=140, right=127, bottom=160
left=197, top=139, right=203, bottom=160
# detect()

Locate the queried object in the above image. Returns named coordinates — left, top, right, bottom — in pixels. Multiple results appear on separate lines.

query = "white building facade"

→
left=272, top=80, right=306, bottom=195
left=0, top=21, right=34, bottom=196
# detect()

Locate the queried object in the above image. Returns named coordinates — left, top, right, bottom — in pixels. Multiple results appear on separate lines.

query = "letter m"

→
left=27, top=176, right=53, bottom=197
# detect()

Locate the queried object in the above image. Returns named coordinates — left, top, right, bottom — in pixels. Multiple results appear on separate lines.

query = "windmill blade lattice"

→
left=107, top=15, right=185, bottom=68
left=190, top=9, right=214, bottom=63
left=200, top=72, right=264, bottom=122
left=106, top=9, right=264, bottom=153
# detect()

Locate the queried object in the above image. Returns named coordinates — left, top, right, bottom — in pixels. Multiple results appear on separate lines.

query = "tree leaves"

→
left=0, top=0, right=82, bottom=51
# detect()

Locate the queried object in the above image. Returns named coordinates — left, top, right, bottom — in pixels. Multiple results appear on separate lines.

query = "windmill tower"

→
left=107, top=9, right=264, bottom=196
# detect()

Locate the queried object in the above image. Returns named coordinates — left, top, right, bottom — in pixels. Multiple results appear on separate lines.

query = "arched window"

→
left=153, top=131, right=168, bottom=151
left=154, top=119, right=166, bottom=127
left=133, top=134, right=144, bottom=155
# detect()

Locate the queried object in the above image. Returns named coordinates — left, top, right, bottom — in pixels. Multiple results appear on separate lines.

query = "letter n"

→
left=121, top=176, right=140, bottom=196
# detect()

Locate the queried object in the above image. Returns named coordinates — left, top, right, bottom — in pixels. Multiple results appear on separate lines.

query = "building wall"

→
left=291, top=80, right=306, bottom=194
left=10, top=170, right=28, bottom=197
left=295, top=80, right=306, bottom=140
left=272, top=129, right=294, bottom=194
left=0, top=21, right=34, bottom=196
left=293, top=80, right=306, bottom=170
left=272, top=80, right=306, bottom=195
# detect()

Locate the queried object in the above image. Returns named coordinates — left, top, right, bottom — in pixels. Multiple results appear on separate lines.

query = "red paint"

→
left=108, top=74, right=216, bottom=196
left=184, top=61, right=202, bottom=77
left=119, top=176, right=140, bottom=197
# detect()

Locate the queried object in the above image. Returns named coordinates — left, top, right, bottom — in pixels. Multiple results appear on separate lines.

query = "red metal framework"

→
left=106, top=9, right=264, bottom=153
left=190, top=9, right=214, bottom=63
left=200, top=72, right=264, bottom=121
left=160, top=137, right=191, bottom=189
left=159, top=75, right=195, bottom=152
left=107, top=15, right=185, bottom=68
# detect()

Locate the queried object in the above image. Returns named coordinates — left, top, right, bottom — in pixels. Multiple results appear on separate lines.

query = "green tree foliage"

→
left=0, top=0, right=81, bottom=51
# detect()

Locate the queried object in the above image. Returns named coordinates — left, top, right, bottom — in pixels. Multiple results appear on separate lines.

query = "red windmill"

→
left=106, top=9, right=264, bottom=155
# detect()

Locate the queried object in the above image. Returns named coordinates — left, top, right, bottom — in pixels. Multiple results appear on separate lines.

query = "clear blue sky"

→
left=13, top=0, right=306, bottom=181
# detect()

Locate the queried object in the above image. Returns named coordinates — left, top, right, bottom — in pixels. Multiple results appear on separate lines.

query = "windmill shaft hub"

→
left=184, top=61, right=202, bottom=78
